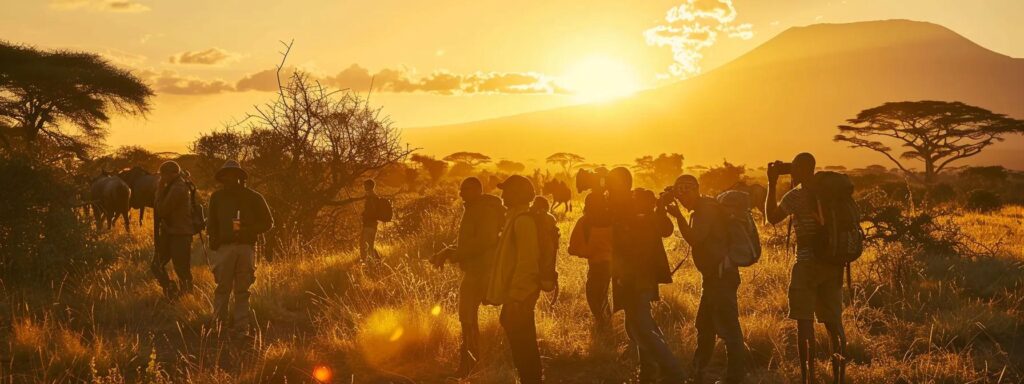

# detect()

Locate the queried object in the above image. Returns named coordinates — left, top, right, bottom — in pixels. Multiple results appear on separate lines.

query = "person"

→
left=360, top=179, right=380, bottom=260
left=207, top=160, right=274, bottom=330
left=567, top=192, right=614, bottom=331
left=152, top=160, right=194, bottom=299
left=431, top=177, right=506, bottom=377
left=665, top=175, right=747, bottom=384
left=607, top=168, right=684, bottom=383
left=530, top=196, right=559, bottom=292
left=486, top=175, right=543, bottom=383
left=765, top=152, right=846, bottom=384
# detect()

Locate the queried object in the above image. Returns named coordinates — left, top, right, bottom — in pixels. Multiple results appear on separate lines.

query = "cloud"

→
left=100, top=49, right=147, bottom=68
left=235, top=67, right=296, bottom=92
left=136, top=69, right=234, bottom=95
left=169, top=48, right=241, bottom=65
left=50, top=0, right=150, bottom=13
left=321, top=65, right=564, bottom=95
left=645, top=0, right=754, bottom=78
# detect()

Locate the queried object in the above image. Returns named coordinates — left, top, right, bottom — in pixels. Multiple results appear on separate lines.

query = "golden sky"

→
left=2, top=0, right=1022, bottom=154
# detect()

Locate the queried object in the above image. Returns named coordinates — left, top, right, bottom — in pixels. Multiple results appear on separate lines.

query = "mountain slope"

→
left=404, top=19, right=1024, bottom=168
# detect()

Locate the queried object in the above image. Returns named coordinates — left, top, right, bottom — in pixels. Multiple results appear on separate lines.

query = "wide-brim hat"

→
left=215, top=160, right=248, bottom=182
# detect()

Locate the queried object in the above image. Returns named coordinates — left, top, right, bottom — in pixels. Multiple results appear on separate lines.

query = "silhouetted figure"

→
left=152, top=161, right=194, bottom=298
left=486, top=175, right=543, bottom=384
left=568, top=192, right=613, bottom=331
left=765, top=153, right=847, bottom=384
left=665, top=175, right=747, bottom=383
left=530, top=196, right=560, bottom=293
left=207, top=160, right=273, bottom=330
left=360, top=179, right=380, bottom=260
left=431, top=177, right=505, bottom=377
left=607, top=168, right=684, bottom=383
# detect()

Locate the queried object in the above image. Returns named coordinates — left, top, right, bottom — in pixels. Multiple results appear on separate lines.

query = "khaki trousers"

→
left=212, top=243, right=256, bottom=327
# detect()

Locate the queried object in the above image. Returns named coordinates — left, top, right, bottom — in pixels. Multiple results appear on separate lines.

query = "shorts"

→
left=788, top=259, right=843, bottom=325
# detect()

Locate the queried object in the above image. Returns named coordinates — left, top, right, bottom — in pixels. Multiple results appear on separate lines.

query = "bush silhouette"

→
left=965, top=189, right=1001, bottom=212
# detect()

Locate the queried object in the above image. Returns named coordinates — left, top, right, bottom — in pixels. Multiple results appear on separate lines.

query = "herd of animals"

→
left=84, top=166, right=160, bottom=231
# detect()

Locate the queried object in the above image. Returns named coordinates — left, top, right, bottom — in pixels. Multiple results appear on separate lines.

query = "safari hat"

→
left=215, top=160, right=248, bottom=182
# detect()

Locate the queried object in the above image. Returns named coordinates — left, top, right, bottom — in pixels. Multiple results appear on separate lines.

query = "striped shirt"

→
left=779, top=187, right=821, bottom=261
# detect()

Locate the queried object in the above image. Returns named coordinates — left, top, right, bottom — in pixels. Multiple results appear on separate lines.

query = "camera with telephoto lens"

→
left=770, top=161, right=793, bottom=175
left=575, top=168, right=608, bottom=193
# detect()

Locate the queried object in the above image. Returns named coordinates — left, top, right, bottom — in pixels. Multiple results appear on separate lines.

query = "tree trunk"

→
left=924, top=159, right=936, bottom=184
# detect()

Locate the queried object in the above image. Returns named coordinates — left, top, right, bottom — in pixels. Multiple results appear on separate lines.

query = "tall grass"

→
left=0, top=200, right=1021, bottom=383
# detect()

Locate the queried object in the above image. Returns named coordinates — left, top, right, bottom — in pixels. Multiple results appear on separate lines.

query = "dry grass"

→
left=0, top=202, right=1021, bottom=383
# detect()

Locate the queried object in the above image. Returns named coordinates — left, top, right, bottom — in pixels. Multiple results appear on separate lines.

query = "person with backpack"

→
left=665, top=175, right=747, bottom=384
left=486, top=175, right=544, bottom=383
left=530, top=196, right=559, bottom=293
left=152, top=160, right=195, bottom=299
left=765, top=152, right=852, bottom=384
left=607, top=168, right=685, bottom=384
left=207, top=160, right=274, bottom=331
left=567, top=192, right=614, bottom=332
left=430, top=177, right=505, bottom=377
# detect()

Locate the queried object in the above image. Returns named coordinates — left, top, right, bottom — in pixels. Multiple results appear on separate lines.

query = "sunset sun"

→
left=563, top=55, right=640, bottom=103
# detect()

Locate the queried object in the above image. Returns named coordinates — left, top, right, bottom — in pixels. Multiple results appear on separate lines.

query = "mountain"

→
left=403, top=20, right=1024, bottom=169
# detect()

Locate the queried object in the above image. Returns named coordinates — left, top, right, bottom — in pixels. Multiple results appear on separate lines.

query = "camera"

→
left=575, top=167, right=608, bottom=193
left=769, top=161, right=792, bottom=175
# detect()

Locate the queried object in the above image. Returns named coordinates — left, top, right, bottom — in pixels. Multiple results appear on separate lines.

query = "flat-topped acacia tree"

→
left=835, top=101, right=1024, bottom=183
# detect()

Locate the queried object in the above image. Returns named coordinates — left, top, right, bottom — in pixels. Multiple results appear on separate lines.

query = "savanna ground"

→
left=1, top=191, right=1022, bottom=384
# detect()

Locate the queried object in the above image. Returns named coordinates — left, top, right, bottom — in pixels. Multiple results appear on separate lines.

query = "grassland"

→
left=1, top=195, right=1021, bottom=383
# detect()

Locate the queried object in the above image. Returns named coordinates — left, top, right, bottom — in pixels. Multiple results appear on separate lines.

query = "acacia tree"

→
left=634, top=153, right=684, bottom=187
left=836, top=101, right=1024, bottom=183
left=0, top=41, right=152, bottom=161
left=444, top=151, right=491, bottom=167
left=546, top=152, right=585, bottom=176
left=496, top=159, right=526, bottom=174
left=410, top=154, right=447, bottom=182
left=192, top=42, right=411, bottom=249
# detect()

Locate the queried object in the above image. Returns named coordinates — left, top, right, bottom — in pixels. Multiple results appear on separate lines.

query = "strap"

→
left=845, top=262, right=853, bottom=306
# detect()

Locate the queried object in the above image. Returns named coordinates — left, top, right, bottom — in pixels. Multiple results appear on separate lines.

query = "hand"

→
left=767, top=161, right=781, bottom=184
left=664, top=202, right=683, bottom=219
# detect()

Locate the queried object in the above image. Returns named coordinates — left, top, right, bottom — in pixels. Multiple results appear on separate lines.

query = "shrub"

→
left=0, top=157, right=111, bottom=286
left=965, top=189, right=1001, bottom=212
left=926, top=183, right=956, bottom=204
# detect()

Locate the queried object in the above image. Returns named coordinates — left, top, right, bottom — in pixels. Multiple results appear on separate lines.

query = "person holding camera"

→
left=663, top=175, right=746, bottom=384
left=765, top=153, right=847, bottom=384
left=431, top=177, right=505, bottom=377
left=606, top=168, right=685, bottom=383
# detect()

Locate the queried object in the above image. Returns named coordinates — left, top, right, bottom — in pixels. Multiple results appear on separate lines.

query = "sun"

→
left=562, top=55, right=641, bottom=103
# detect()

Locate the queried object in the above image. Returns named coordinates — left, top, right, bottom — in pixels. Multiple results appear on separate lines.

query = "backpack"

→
left=811, top=171, right=864, bottom=266
left=716, top=190, right=761, bottom=267
left=376, top=198, right=394, bottom=222
left=532, top=212, right=560, bottom=292
left=186, top=181, right=207, bottom=235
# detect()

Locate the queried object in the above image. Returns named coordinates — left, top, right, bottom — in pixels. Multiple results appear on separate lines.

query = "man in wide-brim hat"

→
left=207, top=160, right=273, bottom=331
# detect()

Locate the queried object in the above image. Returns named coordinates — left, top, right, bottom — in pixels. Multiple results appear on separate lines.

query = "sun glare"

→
left=563, top=55, right=641, bottom=103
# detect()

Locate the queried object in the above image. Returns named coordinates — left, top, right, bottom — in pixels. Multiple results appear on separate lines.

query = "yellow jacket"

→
left=485, top=206, right=540, bottom=305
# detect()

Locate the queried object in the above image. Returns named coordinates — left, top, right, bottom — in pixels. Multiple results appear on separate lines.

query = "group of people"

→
left=150, top=160, right=274, bottom=330
left=148, top=151, right=846, bottom=382
left=432, top=152, right=848, bottom=384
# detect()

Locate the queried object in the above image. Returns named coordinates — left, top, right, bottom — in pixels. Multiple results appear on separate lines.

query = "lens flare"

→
left=312, top=365, right=332, bottom=383
left=430, top=305, right=442, bottom=316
